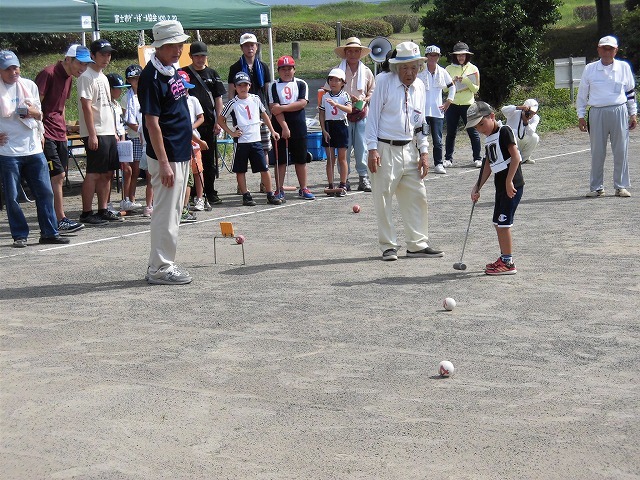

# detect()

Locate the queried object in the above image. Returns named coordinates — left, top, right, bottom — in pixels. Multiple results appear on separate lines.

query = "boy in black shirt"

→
left=466, top=101, right=524, bottom=275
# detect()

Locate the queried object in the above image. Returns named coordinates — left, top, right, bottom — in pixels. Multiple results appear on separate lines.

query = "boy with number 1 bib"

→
left=466, top=101, right=524, bottom=275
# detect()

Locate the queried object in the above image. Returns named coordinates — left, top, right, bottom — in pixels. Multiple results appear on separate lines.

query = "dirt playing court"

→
left=1, top=128, right=639, bottom=479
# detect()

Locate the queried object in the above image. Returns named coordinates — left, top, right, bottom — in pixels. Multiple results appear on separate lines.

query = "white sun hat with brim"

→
left=524, top=99, right=539, bottom=113
left=151, top=20, right=190, bottom=48
left=389, top=42, right=426, bottom=64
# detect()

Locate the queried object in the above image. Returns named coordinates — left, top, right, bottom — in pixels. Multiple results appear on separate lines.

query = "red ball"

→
left=235, top=235, right=245, bottom=244
left=352, top=204, right=361, bottom=213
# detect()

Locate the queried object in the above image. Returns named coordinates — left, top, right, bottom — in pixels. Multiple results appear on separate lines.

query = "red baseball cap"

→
left=277, top=55, right=295, bottom=68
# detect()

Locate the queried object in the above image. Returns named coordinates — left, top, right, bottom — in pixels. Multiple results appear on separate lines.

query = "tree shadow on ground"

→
left=0, top=279, right=151, bottom=301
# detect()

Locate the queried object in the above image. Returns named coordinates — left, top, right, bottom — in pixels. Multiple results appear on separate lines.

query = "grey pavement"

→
left=1, top=128, right=639, bottom=479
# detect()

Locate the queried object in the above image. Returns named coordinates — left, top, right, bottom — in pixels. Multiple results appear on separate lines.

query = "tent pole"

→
left=93, top=0, right=100, bottom=40
left=268, top=27, right=275, bottom=83
left=196, top=30, right=202, bottom=41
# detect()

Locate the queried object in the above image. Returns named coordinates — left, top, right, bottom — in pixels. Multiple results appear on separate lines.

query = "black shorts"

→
left=493, top=186, right=523, bottom=227
left=83, top=135, right=119, bottom=173
left=321, top=120, right=349, bottom=148
left=232, top=142, right=268, bottom=174
left=43, top=138, right=68, bottom=177
left=273, top=137, right=309, bottom=166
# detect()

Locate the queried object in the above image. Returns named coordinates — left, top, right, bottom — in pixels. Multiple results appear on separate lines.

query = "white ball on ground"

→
left=443, top=297, right=456, bottom=311
left=438, top=360, right=455, bottom=377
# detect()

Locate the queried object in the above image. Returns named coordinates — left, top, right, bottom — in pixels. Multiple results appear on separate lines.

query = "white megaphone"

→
left=368, top=37, right=392, bottom=64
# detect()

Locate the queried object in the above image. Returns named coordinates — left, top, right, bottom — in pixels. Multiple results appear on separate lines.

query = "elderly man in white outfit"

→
left=417, top=45, right=455, bottom=174
left=577, top=35, right=637, bottom=198
left=501, top=99, right=540, bottom=164
left=365, top=42, right=444, bottom=261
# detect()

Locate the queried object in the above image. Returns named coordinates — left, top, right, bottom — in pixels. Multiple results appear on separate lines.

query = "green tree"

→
left=411, top=0, right=561, bottom=106
left=595, top=0, right=613, bottom=37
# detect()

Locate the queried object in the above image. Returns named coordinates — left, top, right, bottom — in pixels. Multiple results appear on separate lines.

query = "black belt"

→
left=378, top=138, right=412, bottom=146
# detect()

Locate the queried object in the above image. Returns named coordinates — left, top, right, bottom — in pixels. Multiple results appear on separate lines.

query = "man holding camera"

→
left=501, top=99, right=540, bottom=164
left=183, top=41, right=226, bottom=206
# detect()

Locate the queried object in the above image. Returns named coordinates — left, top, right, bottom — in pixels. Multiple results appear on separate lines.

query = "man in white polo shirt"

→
left=365, top=41, right=443, bottom=261
left=577, top=35, right=637, bottom=198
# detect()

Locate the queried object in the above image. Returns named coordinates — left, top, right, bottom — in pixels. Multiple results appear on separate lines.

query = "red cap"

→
left=277, top=55, right=295, bottom=68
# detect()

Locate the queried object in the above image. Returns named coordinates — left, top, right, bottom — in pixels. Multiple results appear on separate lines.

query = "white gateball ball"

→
left=443, top=297, right=456, bottom=311
left=438, top=360, right=455, bottom=377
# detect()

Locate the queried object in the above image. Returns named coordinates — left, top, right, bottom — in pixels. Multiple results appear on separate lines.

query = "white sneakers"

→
left=433, top=164, right=446, bottom=174
left=443, top=160, right=453, bottom=168
left=615, top=188, right=631, bottom=197
left=120, top=198, right=143, bottom=211
left=474, top=160, right=483, bottom=168
left=193, top=197, right=205, bottom=211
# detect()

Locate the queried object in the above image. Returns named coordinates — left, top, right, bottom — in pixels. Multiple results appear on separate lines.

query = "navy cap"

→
left=234, top=71, right=251, bottom=85
left=106, top=73, right=129, bottom=89
left=90, top=39, right=115, bottom=55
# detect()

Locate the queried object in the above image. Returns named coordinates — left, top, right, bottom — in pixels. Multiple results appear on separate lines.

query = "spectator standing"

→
left=577, top=35, right=637, bottom=198
left=501, top=99, right=540, bottom=164
left=138, top=20, right=193, bottom=285
left=77, top=39, right=122, bottom=224
left=0, top=51, right=69, bottom=247
left=444, top=42, right=482, bottom=168
left=365, top=42, right=443, bottom=261
left=319, top=68, right=352, bottom=196
left=35, top=44, right=93, bottom=233
left=269, top=55, right=315, bottom=201
left=121, top=64, right=144, bottom=209
left=219, top=71, right=281, bottom=207
left=331, top=37, right=375, bottom=192
left=183, top=41, right=226, bottom=206
left=228, top=32, right=273, bottom=182
left=416, top=45, right=455, bottom=174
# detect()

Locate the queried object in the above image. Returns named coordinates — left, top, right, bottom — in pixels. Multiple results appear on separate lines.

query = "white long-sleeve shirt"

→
left=365, top=72, right=429, bottom=154
left=417, top=64, right=455, bottom=118
left=501, top=105, right=539, bottom=140
left=576, top=58, right=637, bottom=118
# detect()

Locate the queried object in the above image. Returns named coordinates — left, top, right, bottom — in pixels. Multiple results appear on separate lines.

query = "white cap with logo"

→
left=598, top=35, right=618, bottom=48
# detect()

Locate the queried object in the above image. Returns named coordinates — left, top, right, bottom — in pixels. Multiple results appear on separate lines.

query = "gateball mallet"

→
left=453, top=161, right=484, bottom=271
left=453, top=201, right=476, bottom=270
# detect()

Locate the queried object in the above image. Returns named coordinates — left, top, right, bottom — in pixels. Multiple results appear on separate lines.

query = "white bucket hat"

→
left=151, top=20, right=190, bottom=48
left=389, top=42, right=426, bottom=64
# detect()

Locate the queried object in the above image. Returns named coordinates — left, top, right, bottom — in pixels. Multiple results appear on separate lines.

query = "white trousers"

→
left=147, top=158, right=189, bottom=274
left=516, top=132, right=539, bottom=162
left=371, top=141, right=430, bottom=253
left=588, top=104, right=630, bottom=191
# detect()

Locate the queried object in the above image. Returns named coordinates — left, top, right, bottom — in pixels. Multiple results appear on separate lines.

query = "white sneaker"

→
left=615, top=188, right=631, bottom=197
left=129, top=200, right=143, bottom=209
left=108, top=202, right=119, bottom=213
left=443, top=160, right=453, bottom=168
left=523, top=158, right=535, bottom=164
left=143, top=206, right=153, bottom=217
left=193, top=197, right=205, bottom=211
left=434, top=164, right=446, bottom=174
left=120, top=199, right=134, bottom=211
left=474, top=160, right=483, bottom=168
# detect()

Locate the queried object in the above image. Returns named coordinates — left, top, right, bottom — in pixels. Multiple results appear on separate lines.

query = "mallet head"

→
left=453, top=262, right=467, bottom=271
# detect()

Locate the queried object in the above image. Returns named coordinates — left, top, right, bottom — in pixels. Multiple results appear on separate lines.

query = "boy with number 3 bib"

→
left=466, top=101, right=524, bottom=276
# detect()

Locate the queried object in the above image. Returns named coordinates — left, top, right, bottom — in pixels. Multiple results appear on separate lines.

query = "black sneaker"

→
left=406, top=246, right=444, bottom=258
left=266, top=193, right=282, bottom=205
left=58, top=217, right=85, bottom=233
left=99, top=210, right=124, bottom=222
left=39, top=236, right=71, bottom=245
left=382, top=248, right=398, bottom=261
left=242, top=192, right=256, bottom=206
left=210, top=194, right=223, bottom=205
left=79, top=213, right=108, bottom=225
